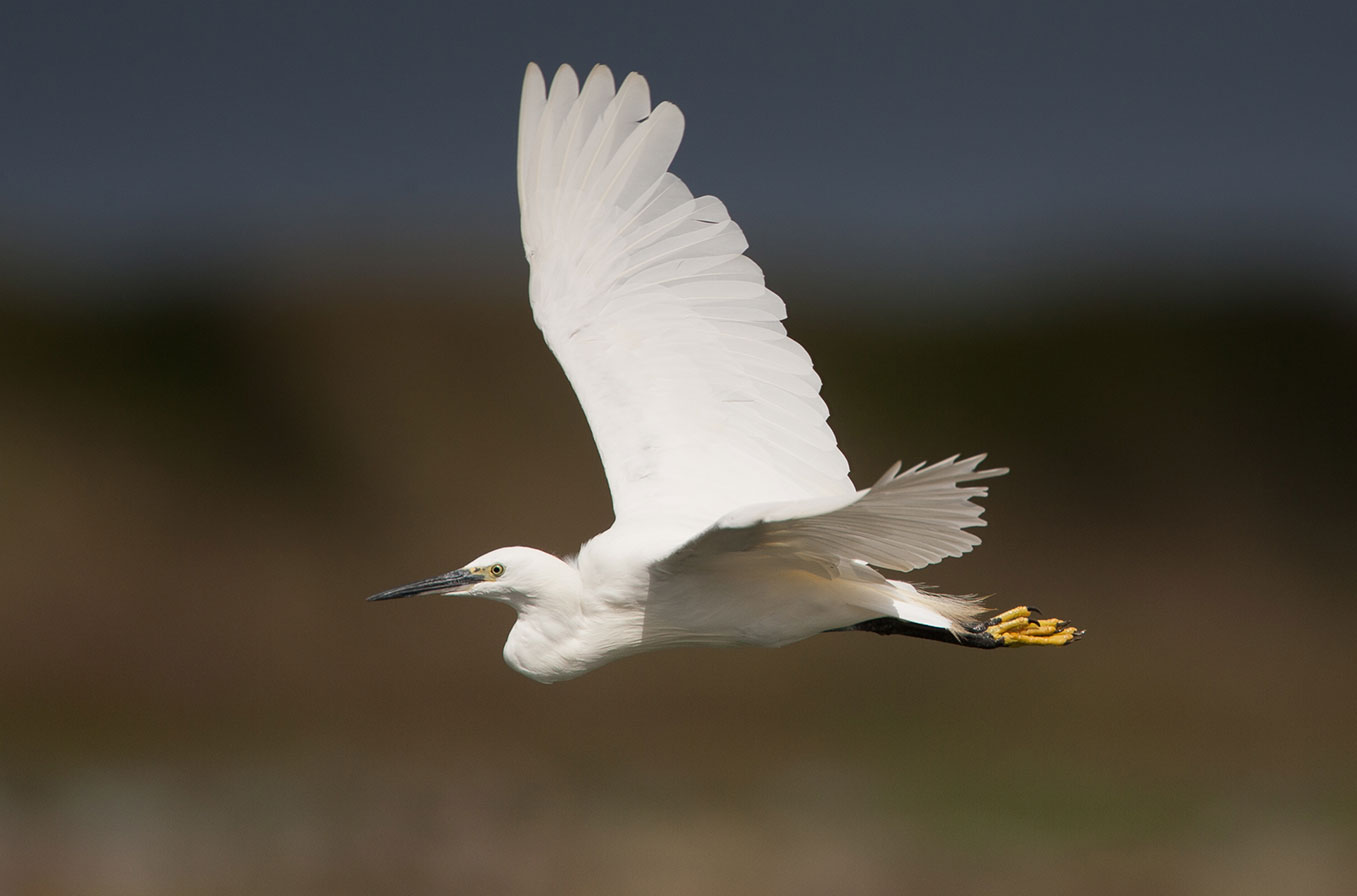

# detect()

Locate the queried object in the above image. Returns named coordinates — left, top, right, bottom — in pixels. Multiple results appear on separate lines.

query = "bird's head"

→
left=366, top=546, right=576, bottom=608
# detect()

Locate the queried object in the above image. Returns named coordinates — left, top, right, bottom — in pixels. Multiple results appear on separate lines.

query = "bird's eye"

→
left=489, top=563, right=505, bottom=577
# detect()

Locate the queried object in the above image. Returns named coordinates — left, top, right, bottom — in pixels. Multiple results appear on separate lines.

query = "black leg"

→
left=825, top=616, right=1001, bottom=649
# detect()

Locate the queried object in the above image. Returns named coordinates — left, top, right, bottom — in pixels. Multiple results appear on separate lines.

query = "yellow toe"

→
left=985, top=606, right=1083, bottom=647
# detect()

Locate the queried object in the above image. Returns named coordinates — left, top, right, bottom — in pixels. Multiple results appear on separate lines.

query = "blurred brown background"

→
left=4, top=2, right=1357, bottom=894
left=3, top=268, right=1353, bottom=895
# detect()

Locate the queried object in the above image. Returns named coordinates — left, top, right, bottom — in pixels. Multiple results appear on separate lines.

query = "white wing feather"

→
left=664, top=455, right=1008, bottom=576
left=518, top=63, right=853, bottom=530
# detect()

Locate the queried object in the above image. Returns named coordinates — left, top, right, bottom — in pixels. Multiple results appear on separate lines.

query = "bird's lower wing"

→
left=659, top=455, right=1007, bottom=576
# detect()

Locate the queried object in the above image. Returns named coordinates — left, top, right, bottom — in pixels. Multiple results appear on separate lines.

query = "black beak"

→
left=366, top=569, right=485, bottom=602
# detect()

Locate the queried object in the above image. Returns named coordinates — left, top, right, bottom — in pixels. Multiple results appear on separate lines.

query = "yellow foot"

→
left=982, top=605, right=1083, bottom=646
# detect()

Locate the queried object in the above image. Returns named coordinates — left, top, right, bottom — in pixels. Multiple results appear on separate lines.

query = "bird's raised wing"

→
left=518, top=63, right=853, bottom=530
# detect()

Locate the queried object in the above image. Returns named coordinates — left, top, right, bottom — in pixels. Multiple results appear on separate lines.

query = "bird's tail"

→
left=884, top=578, right=988, bottom=629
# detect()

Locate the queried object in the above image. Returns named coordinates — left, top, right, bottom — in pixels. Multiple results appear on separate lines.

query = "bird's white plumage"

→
left=670, top=454, right=1007, bottom=576
left=366, top=64, right=1052, bottom=683
left=518, top=63, right=853, bottom=531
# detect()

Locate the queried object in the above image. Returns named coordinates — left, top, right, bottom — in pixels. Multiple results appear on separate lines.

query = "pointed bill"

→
left=366, top=569, right=485, bottom=601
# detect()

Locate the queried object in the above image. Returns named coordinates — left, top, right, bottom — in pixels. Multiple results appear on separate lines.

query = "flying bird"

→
left=367, top=63, right=1081, bottom=682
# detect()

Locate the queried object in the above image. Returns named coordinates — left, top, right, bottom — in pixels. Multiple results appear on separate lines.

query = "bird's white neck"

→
left=500, top=543, right=656, bottom=682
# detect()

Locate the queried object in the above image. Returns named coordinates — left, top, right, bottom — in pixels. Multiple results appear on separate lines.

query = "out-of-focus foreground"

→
left=1, top=270, right=1354, bottom=895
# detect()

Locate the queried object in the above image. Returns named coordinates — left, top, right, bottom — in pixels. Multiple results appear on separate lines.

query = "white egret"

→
left=368, top=63, right=1081, bottom=682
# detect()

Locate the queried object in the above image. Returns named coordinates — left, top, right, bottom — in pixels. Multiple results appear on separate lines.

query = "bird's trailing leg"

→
left=829, top=605, right=1082, bottom=648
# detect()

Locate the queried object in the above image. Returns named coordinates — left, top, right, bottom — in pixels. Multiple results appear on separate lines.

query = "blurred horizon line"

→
left=2, top=210, right=1354, bottom=318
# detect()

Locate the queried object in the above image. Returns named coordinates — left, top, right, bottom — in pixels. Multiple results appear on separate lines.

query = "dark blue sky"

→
left=3, top=1, right=1355, bottom=300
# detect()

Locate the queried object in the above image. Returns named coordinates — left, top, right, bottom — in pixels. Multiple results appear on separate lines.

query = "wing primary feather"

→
left=517, top=63, right=548, bottom=239
left=872, top=461, right=903, bottom=488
